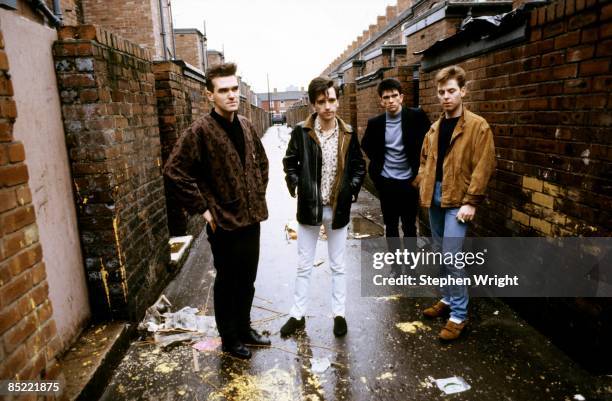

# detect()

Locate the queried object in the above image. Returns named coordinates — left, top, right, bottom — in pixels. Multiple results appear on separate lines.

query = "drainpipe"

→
left=28, top=0, right=62, bottom=27
left=158, top=0, right=168, bottom=60
left=167, top=0, right=177, bottom=59
left=52, top=0, right=63, bottom=23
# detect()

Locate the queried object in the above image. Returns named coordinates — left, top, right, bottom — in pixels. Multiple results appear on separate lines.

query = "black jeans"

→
left=206, top=222, right=260, bottom=345
left=378, top=176, right=419, bottom=238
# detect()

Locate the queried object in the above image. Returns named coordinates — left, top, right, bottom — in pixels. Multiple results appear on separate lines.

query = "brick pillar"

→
left=54, top=25, right=170, bottom=320
left=0, top=29, right=62, bottom=384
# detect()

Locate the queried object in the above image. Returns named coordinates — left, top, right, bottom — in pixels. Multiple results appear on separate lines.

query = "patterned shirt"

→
left=314, top=116, right=338, bottom=205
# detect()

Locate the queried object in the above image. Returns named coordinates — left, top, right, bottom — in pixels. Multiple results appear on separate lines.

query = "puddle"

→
left=349, top=217, right=384, bottom=238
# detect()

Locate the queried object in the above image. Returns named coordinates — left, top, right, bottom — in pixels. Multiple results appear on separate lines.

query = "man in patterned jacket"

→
left=164, top=63, right=270, bottom=359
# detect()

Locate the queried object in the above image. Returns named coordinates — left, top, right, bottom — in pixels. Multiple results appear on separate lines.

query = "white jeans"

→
left=289, top=206, right=348, bottom=319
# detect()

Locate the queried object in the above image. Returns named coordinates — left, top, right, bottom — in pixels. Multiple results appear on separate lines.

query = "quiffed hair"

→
left=377, top=78, right=403, bottom=97
left=307, top=76, right=339, bottom=104
left=206, top=62, right=237, bottom=92
left=435, top=65, right=467, bottom=88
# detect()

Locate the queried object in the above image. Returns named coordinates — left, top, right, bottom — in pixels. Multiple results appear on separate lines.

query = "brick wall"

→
left=249, top=104, right=271, bottom=137
left=419, top=0, right=611, bottom=238
left=174, top=32, right=204, bottom=72
left=338, top=83, right=357, bottom=130
left=0, top=28, right=62, bottom=389
left=405, top=18, right=461, bottom=64
left=54, top=25, right=170, bottom=320
left=154, top=61, right=208, bottom=236
left=286, top=102, right=310, bottom=127
left=81, top=0, right=172, bottom=60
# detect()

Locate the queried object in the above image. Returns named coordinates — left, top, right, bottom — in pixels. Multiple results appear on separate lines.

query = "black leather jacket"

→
left=283, top=114, right=366, bottom=229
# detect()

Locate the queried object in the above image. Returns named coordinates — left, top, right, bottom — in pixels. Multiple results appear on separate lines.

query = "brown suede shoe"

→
left=422, top=301, right=450, bottom=318
left=439, top=319, right=467, bottom=341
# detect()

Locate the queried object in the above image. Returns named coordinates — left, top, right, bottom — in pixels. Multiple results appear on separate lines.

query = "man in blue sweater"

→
left=361, top=79, right=431, bottom=251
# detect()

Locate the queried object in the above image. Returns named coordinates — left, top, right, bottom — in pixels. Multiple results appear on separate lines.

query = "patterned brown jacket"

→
left=164, top=113, right=268, bottom=230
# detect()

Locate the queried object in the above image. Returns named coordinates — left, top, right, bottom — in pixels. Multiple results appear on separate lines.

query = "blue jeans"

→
left=428, top=181, right=468, bottom=323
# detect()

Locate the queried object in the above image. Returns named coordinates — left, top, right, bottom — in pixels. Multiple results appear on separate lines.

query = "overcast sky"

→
left=172, top=0, right=397, bottom=94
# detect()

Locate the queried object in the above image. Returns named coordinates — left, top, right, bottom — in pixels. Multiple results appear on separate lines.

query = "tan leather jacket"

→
left=415, top=108, right=496, bottom=208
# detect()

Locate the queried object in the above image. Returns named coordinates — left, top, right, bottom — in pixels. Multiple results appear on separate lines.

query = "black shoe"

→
left=333, top=316, right=347, bottom=337
left=221, top=341, right=252, bottom=359
left=280, top=317, right=305, bottom=337
left=241, top=328, right=271, bottom=346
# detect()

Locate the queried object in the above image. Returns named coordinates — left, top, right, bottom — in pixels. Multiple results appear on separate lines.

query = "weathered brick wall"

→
left=54, top=25, right=170, bottom=320
left=41, top=0, right=83, bottom=25
left=286, top=103, right=310, bottom=127
left=338, top=83, right=357, bottom=130
left=0, top=28, right=62, bottom=388
left=405, top=19, right=461, bottom=65
left=81, top=0, right=172, bottom=60
left=249, top=104, right=270, bottom=137
left=175, top=33, right=202, bottom=71
left=419, top=0, right=611, bottom=238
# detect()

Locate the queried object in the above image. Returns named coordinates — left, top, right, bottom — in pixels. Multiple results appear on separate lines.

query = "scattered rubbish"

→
left=311, top=357, right=331, bottom=373
left=207, top=368, right=299, bottom=401
left=153, top=332, right=194, bottom=347
left=192, top=348, right=200, bottom=372
left=138, top=294, right=217, bottom=346
left=193, top=338, right=222, bottom=352
left=154, top=362, right=178, bottom=374
left=319, top=225, right=327, bottom=241
left=375, top=295, right=402, bottom=301
left=493, top=310, right=499, bottom=315
left=360, top=377, right=367, bottom=384
left=313, top=259, right=325, bottom=267
left=377, top=372, right=395, bottom=380
left=285, top=220, right=298, bottom=240
left=395, top=321, right=432, bottom=334
left=574, top=395, right=586, bottom=401
left=419, top=376, right=436, bottom=389
left=434, top=376, right=471, bottom=394
left=352, top=233, right=371, bottom=239
left=138, top=294, right=172, bottom=332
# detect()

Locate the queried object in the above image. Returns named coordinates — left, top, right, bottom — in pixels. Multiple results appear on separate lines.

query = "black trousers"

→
left=206, top=222, right=260, bottom=344
left=378, top=176, right=419, bottom=239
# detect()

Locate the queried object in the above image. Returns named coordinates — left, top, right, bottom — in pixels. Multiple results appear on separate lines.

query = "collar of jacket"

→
left=303, top=112, right=353, bottom=145
left=434, top=106, right=473, bottom=145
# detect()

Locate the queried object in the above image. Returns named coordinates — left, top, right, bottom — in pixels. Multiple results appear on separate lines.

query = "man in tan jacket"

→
left=414, top=65, right=496, bottom=341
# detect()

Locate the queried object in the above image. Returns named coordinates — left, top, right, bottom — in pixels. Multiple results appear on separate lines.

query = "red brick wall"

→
left=405, top=18, right=460, bottom=64
left=419, top=0, right=611, bottom=237
left=0, top=28, right=62, bottom=387
left=81, top=0, right=172, bottom=60
left=338, top=83, right=357, bottom=130
left=175, top=33, right=203, bottom=71
left=54, top=25, right=170, bottom=320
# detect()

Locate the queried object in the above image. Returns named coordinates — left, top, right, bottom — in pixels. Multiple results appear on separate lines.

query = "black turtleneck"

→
left=211, top=109, right=245, bottom=165
left=435, top=116, right=460, bottom=182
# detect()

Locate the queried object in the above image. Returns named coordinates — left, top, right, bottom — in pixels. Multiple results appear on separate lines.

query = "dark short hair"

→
left=307, top=76, right=339, bottom=104
left=206, top=62, right=237, bottom=92
left=435, top=65, right=467, bottom=88
left=377, top=78, right=403, bottom=97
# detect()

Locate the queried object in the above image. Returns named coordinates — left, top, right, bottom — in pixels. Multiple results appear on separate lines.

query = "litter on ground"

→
left=434, top=376, right=471, bottom=394
left=395, top=321, right=431, bottom=334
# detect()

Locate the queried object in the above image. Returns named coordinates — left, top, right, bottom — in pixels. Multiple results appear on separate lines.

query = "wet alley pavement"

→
left=98, top=126, right=611, bottom=401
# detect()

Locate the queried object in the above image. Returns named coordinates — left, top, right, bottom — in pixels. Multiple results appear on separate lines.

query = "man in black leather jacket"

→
left=281, top=76, right=365, bottom=338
